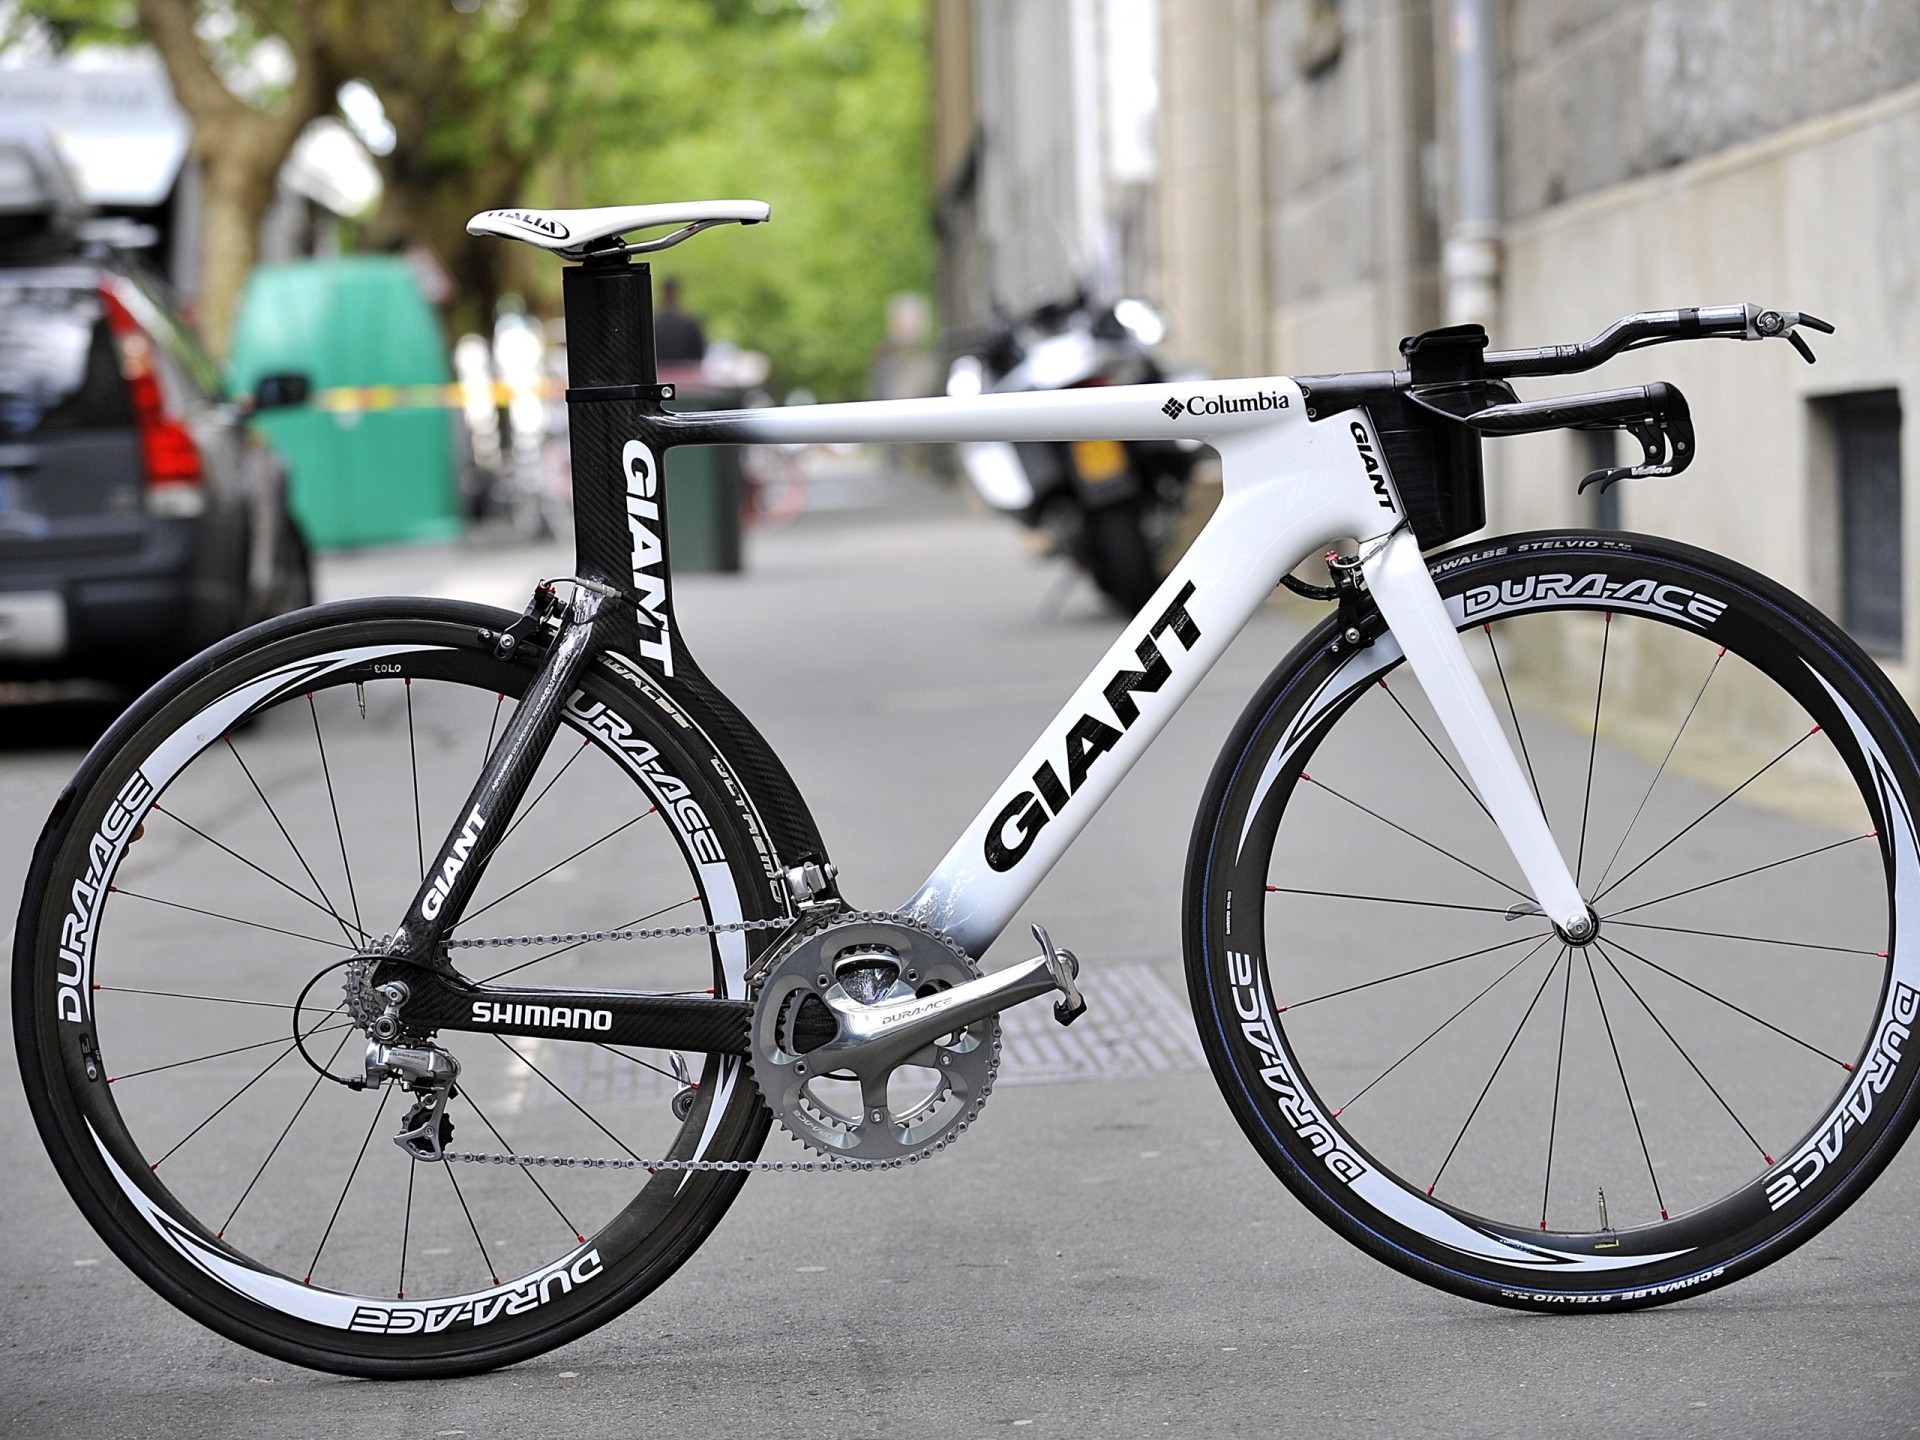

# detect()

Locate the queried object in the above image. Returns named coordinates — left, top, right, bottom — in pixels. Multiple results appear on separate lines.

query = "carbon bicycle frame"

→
left=381, top=258, right=1589, bottom=1040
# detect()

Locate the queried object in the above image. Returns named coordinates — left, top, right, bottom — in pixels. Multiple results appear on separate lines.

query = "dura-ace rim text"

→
left=1188, top=534, right=1920, bottom=1306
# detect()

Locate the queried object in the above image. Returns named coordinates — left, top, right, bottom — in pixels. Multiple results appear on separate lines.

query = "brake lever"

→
left=1752, top=307, right=1834, bottom=364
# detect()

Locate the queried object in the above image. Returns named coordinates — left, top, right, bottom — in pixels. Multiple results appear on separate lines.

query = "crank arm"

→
left=807, top=945, right=1079, bottom=1079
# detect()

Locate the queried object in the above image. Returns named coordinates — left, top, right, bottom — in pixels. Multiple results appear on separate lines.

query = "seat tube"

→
left=561, top=256, right=673, bottom=666
left=1361, top=527, right=1593, bottom=937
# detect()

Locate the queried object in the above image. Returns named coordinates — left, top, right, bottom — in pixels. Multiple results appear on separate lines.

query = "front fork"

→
left=1361, top=528, right=1594, bottom=940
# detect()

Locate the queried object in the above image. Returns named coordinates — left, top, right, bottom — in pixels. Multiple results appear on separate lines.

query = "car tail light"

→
left=99, top=284, right=205, bottom=514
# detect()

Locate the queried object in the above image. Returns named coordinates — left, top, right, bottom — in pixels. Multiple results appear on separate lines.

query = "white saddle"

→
left=466, top=200, right=771, bottom=258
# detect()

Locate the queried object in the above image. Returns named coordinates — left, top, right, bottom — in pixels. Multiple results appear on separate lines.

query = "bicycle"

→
left=15, top=198, right=1919, bottom=1378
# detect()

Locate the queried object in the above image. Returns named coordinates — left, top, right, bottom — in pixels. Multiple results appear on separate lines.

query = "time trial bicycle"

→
left=16, top=199, right=1919, bottom=1376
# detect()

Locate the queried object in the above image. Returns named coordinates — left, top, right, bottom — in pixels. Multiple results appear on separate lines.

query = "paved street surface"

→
left=4, top=465, right=1918, bottom=1438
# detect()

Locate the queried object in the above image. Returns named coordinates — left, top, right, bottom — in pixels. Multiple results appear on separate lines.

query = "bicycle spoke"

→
left=476, top=895, right=702, bottom=983
left=1595, top=940, right=1774, bottom=1164
left=1278, top=930, right=1549, bottom=1011
left=106, top=885, right=351, bottom=951
left=1584, top=949, right=1669, bottom=1220
left=1483, top=623, right=1550, bottom=829
left=95, top=983, right=301, bottom=1012
left=444, top=1162, right=500, bottom=1287
left=406, top=678, right=425, bottom=882
left=308, top=693, right=363, bottom=940
left=1376, top=676, right=1494, bottom=824
left=596, top=1042, right=696, bottom=1085
left=495, top=1036, right=643, bottom=1161
left=1593, top=726, right=1822, bottom=905
left=1264, top=884, right=1518, bottom=919
left=482, top=692, right=505, bottom=767
left=148, top=1028, right=333, bottom=1169
left=1574, top=612, right=1612, bottom=885
left=1540, top=947, right=1575, bottom=1229
left=220, top=1027, right=357, bottom=1238
left=110, top=1018, right=353, bottom=1083
left=460, top=1089, right=585, bottom=1243
left=1604, top=917, right=1882, bottom=958
left=1429, top=947, right=1565, bottom=1198
left=1335, top=936, right=1556, bottom=1115
left=153, top=804, right=365, bottom=945
left=1602, top=832, right=1876, bottom=919
left=1592, top=646, right=1725, bottom=895
left=1602, top=931, right=1857, bottom=1069
left=224, top=734, right=360, bottom=948
left=456, top=808, right=656, bottom=929
left=1300, top=773, right=1526, bottom=898
left=305, top=1083, right=393, bottom=1285
left=497, top=737, right=593, bottom=849
left=398, top=1161, right=416, bottom=1299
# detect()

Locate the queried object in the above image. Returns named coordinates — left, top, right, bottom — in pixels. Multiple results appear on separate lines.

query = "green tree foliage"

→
left=13, top=0, right=929, bottom=396
left=546, top=0, right=933, bottom=400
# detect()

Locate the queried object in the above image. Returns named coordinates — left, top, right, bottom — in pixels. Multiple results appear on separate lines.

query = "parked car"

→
left=0, top=129, right=312, bottom=687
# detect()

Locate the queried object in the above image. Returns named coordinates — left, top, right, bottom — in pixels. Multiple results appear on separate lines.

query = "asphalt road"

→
left=4, top=470, right=1918, bottom=1439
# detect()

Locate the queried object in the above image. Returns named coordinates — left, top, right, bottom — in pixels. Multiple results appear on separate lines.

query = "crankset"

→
left=749, top=913, right=1084, bottom=1163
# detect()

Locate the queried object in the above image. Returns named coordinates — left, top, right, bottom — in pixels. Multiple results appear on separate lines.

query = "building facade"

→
left=936, top=0, right=1920, bottom=693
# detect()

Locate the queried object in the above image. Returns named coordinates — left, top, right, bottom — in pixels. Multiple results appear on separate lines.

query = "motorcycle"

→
left=947, top=293, right=1203, bottom=611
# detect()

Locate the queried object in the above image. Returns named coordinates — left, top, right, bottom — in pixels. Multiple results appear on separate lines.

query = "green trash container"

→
left=229, top=258, right=460, bottom=550
left=662, top=382, right=745, bottom=573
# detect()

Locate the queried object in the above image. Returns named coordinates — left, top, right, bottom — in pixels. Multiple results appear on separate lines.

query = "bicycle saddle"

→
left=467, top=199, right=770, bottom=259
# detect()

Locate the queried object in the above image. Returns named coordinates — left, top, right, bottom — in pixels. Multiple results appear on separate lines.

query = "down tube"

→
left=901, top=458, right=1387, bottom=959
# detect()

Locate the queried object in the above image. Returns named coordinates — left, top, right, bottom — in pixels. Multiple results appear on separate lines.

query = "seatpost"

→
left=561, top=255, right=676, bottom=664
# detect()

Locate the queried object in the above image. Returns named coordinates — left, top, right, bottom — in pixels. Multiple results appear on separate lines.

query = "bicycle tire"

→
left=1185, top=531, right=1920, bottom=1309
left=14, top=597, right=790, bottom=1375
left=1081, top=498, right=1161, bottom=613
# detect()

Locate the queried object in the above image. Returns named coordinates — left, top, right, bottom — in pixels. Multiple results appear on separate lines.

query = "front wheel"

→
left=14, top=599, right=787, bottom=1374
left=1185, top=531, right=1920, bottom=1309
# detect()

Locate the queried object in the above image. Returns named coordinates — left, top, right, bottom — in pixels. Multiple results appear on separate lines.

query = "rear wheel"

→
left=1186, top=532, right=1920, bottom=1308
left=14, top=599, right=786, bottom=1374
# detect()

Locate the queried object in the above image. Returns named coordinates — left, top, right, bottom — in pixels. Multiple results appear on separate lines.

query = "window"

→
left=1579, top=429, right=1620, bottom=531
left=1832, top=391, right=1904, bottom=655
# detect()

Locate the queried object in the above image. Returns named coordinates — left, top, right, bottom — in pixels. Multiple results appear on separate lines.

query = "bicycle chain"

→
left=441, top=916, right=795, bottom=950
left=438, top=908, right=977, bottom=1174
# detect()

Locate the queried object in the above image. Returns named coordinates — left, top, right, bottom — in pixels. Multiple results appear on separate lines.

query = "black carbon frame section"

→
left=558, top=259, right=830, bottom=874
left=388, top=966, right=752, bottom=1054
left=658, top=646, right=830, bottom=869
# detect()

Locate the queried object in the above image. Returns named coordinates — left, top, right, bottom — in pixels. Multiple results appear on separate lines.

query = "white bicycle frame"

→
left=730, top=376, right=1591, bottom=958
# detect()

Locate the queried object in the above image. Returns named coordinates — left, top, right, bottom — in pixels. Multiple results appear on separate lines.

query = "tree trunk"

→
left=136, top=0, right=322, bottom=360
left=192, top=126, right=291, bottom=361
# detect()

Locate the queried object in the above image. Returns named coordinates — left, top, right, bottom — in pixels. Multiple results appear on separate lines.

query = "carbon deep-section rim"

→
left=1184, top=531, right=1920, bottom=1310
left=14, top=598, right=788, bottom=1375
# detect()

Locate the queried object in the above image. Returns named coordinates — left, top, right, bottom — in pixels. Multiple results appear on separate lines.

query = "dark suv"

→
left=0, top=131, right=311, bottom=687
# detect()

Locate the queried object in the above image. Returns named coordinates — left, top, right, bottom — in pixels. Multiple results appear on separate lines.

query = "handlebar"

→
left=1483, top=302, right=1834, bottom=378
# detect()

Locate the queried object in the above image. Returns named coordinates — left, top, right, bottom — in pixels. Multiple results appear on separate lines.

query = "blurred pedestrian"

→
left=655, top=277, right=706, bottom=366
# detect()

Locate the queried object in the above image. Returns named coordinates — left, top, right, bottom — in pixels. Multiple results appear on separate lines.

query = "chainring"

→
left=749, top=914, right=998, bottom=1163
